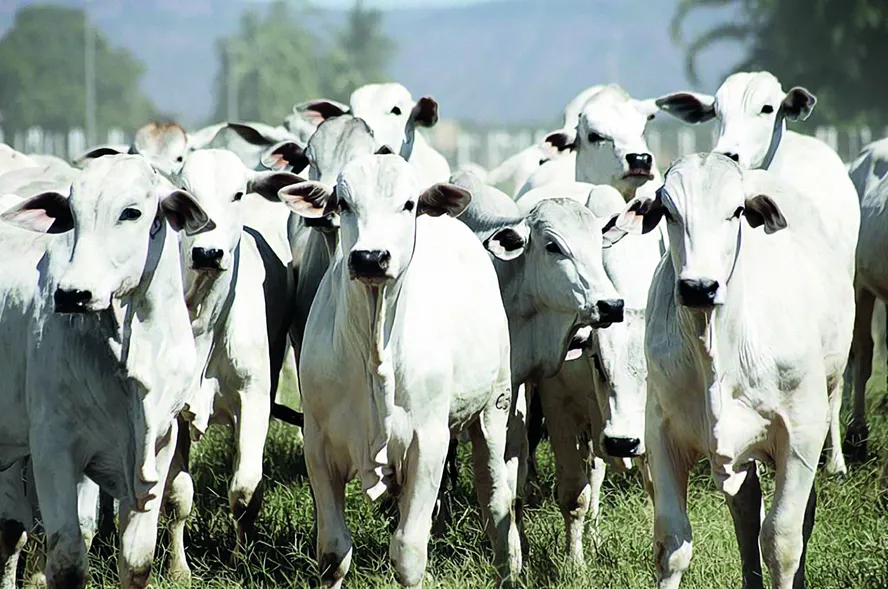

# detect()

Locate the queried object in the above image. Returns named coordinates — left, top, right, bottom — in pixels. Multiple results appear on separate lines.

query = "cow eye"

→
left=390, top=106, right=402, bottom=115
left=760, top=105, right=774, bottom=114
left=176, top=156, right=184, bottom=163
left=545, top=241, right=563, bottom=255
left=403, top=200, right=415, bottom=212
left=119, top=207, right=141, bottom=222
left=233, top=191, right=244, bottom=202
left=587, top=132, right=606, bottom=144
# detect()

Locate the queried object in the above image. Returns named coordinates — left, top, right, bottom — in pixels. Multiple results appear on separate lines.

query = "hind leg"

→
left=468, top=394, right=522, bottom=585
left=0, top=460, right=31, bottom=589
left=163, top=416, right=193, bottom=581
left=726, top=462, right=765, bottom=589
left=823, top=374, right=847, bottom=476
left=504, top=383, right=529, bottom=558
left=845, top=287, right=874, bottom=462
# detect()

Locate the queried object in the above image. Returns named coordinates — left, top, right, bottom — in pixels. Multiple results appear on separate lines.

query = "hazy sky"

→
left=321, top=0, right=495, bottom=7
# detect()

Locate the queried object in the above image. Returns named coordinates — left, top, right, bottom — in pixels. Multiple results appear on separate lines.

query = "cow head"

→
left=74, top=121, right=189, bottom=177
left=546, top=85, right=660, bottom=200
left=617, top=153, right=787, bottom=309
left=279, top=154, right=468, bottom=286
left=176, top=149, right=302, bottom=273
left=0, top=155, right=214, bottom=313
left=656, top=71, right=816, bottom=169
left=349, top=83, right=439, bottom=162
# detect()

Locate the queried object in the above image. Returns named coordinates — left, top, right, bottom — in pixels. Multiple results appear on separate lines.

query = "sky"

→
left=316, top=0, right=496, bottom=7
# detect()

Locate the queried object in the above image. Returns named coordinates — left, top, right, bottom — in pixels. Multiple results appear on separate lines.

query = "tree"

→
left=0, top=5, right=156, bottom=134
left=323, top=0, right=397, bottom=103
left=213, top=0, right=325, bottom=124
left=672, top=0, right=888, bottom=126
left=213, top=0, right=396, bottom=124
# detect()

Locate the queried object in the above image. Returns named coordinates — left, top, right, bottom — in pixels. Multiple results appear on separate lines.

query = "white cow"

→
left=283, top=154, right=521, bottom=587
left=451, top=172, right=624, bottom=548
left=0, top=144, right=37, bottom=177
left=617, top=153, right=853, bottom=589
left=349, top=83, right=451, bottom=186
left=656, top=71, right=860, bottom=474
left=0, top=155, right=213, bottom=587
left=74, top=121, right=190, bottom=177
left=160, top=150, right=301, bottom=580
left=486, top=85, right=605, bottom=196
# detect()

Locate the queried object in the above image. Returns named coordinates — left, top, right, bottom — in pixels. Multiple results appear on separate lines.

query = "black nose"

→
left=722, top=152, right=740, bottom=163
left=603, top=436, right=642, bottom=458
left=595, top=299, right=624, bottom=326
left=677, top=278, right=719, bottom=307
left=192, top=247, right=224, bottom=269
left=626, top=153, right=653, bottom=171
left=348, top=250, right=391, bottom=278
left=54, top=288, right=92, bottom=314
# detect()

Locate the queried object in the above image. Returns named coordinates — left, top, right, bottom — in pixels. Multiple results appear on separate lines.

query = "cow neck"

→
left=112, top=219, right=196, bottom=506
left=341, top=270, right=403, bottom=501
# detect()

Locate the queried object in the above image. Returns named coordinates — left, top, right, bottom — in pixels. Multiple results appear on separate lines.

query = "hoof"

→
left=843, top=425, right=869, bottom=463
left=168, top=564, right=192, bottom=585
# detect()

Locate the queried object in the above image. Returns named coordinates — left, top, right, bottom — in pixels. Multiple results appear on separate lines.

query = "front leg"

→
left=726, top=462, right=765, bottom=589
left=117, top=421, right=178, bottom=589
left=390, top=423, right=450, bottom=588
left=504, top=383, right=529, bottom=557
left=163, top=415, right=193, bottom=581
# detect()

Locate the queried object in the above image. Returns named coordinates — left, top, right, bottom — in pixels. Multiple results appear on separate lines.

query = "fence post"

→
left=677, top=128, right=695, bottom=157
left=0, top=126, right=5, bottom=146
left=69, top=128, right=86, bottom=160
left=107, top=128, right=126, bottom=147
left=455, top=131, right=478, bottom=171
left=25, top=127, right=44, bottom=154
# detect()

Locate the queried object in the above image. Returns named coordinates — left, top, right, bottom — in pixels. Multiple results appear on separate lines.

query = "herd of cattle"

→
left=0, top=70, right=885, bottom=589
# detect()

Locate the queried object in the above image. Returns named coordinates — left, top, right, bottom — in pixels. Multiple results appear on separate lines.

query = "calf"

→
left=656, top=71, right=860, bottom=472
left=161, top=149, right=301, bottom=579
left=618, top=153, right=853, bottom=588
left=286, top=154, right=521, bottom=587
left=0, top=155, right=212, bottom=587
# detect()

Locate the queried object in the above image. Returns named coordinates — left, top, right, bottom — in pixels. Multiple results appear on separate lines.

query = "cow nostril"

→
left=378, top=250, right=391, bottom=271
left=723, top=152, right=740, bottom=163
left=603, top=436, right=641, bottom=458
left=677, top=279, right=720, bottom=307
left=54, top=288, right=92, bottom=313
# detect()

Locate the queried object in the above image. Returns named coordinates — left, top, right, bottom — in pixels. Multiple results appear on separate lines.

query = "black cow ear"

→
left=375, top=145, right=395, bottom=155
left=744, top=194, right=787, bottom=234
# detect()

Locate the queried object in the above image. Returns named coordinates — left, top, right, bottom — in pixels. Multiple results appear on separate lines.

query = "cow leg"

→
left=725, top=462, right=765, bottom=589
left=504, top=383, right=529, bottom=557
left=468, top=395, right=522, bottom=586
left=305, top=420, right=351, bottom=589
left=163, top=415, right=193, bottom=581
left=524, top=386, right=546, bottom=506
left=30, top=449, right=87, bottom=589
left=761, top=451, right=818, bottom=589
left=229, top=380, right=270, bottom=561
left=845, top=286, right=874, bottom=462
left=0, top=460, right=30, bottom=589
left=537, top=382, right=593, bottom=565
left=431, top=440, right=459, bottom=535
left=75, top=478, right=99, bottom=554
left=95, top=491, right=116, bottom=554
left=117, top=421, right=178, bottom=589
left=822, top=372, right=847, bottom=476
left=390, top=424, right=449, bottom=589
left=648, top=421, right=695, bottom=589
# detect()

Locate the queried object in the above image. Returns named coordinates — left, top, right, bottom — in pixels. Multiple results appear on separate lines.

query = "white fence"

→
left=7, top=123, right=886, bottom=170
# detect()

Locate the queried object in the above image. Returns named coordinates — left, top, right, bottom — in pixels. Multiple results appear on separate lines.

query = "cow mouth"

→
left=191, top=261, right=224, bottom=272
left=622, top=169, right=654, bottom=181
left=349, top=271, right=390, bottom=286
left=565, top=326, right=593, bottom=361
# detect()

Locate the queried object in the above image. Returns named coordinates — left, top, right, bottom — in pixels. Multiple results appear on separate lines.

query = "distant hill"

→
left=0, top=0, right=741, bottom=127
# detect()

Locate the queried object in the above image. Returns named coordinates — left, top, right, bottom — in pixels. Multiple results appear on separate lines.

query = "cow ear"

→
left=277, top=182, right=338, bottom=218
left=743, top=194, right=787, bottom=234
left=73, top=146, right=124, bottom=168
left=601, top=213, right=628, bottom=248
left=485, top=224, right=528, bottom=261
left=782, top=87, right=816, bottom=122
left=375, top=145, right=395, bottom=155
left=408, top=96, right=439, bottom=128
left=0, top=191, right=73, bottom=233
left=261, top=141, right=308, bottom=172
left=294, top=100, right=350, bottom=127
left=248, top=171, right=305, bottom=202
left=616, top=191, right=665, bottom=235
left=655, top=91, right=716, bottom=124
left=545, top=131, right=577, bottom=152
left=224, top=123, right=277, bottom=146
left=417, top=183, right=471, bottom=218
left=160, top=190, right=215, bottom=236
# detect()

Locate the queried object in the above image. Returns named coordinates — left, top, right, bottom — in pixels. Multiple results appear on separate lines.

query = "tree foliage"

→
left=673, top=0, right=888, bottom=126
left=213, top=0, right=396, bottom=125
left=0, top=5, right=157, bottom=134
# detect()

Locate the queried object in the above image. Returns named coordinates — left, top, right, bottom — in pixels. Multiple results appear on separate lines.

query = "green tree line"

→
left=673, top=0, right=888, bottom=127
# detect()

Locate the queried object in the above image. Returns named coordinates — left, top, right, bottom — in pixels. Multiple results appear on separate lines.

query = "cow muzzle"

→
left=602, top=435, right=643, bottom=458
left=592, top=298, right=624, bottom=328
left=348, top=249, right=392, bottom=284
left=54, top=288, right=94, bottom=314
left=677, top=278, right=720, bottom=308
left=622, top=153, right=654, bottom=181
left=191, top=247, right=225, bottom=271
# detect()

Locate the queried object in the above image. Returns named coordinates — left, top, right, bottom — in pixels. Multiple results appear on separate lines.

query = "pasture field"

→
left=83, top=372, right=888, bottom=588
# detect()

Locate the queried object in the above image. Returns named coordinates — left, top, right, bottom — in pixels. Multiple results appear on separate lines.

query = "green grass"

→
left=78, top=371, right=888, bottom=588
